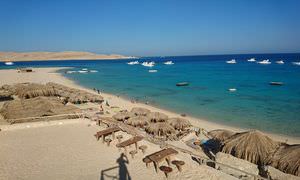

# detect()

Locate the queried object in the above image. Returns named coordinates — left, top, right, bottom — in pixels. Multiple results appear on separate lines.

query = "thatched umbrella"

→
left=168, top=117, right=191, bottom=131
left=147, top=112, right=168, bottom=122
left=208, top=129, right=235, bottom=143
left=14, top=83, right=58, bottom=99
left=221, top=130, right=280, bottom=165
left=267, top=144, right=300, bottom=176
left=131, top=107, right=150, bottom=116
left=126, top=116, right=149, bottom=127
left=145, top=122, right=175, bottom=136
left=0, top=96, right=80, bottom=121
left=113, top=111, right=135, bottom=121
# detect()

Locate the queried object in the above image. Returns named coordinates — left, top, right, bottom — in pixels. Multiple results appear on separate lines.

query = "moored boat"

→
left=176, top=82, right=189, bottom=86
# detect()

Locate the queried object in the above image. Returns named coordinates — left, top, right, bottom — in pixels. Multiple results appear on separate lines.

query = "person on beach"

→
left=97, top=89, right=100, bottom=94
left=106, top=100, right=110, bottom=107
left=99, top=104, right=104, bottom=112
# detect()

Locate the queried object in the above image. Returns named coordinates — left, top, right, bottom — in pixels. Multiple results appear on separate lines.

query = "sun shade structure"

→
left=221, top=130, right=280, bottom=165
left=168, top=117, right=191, bottom=131
left=208, top=129, right=235, bottom=142
left=145, top=122, right=175, bottom=136
left=112, top=111, right=135, bottom=121
left=131, top=107, right=151, bottom=116
left=267, top=144, right=300, bottom=176
left=147, top=112, right=168, bottom=122
left=3, top=83, right=58, bottom=99
left=0, top=96, right=80, bottom=123
left=126, top=116, right=149, bottom=127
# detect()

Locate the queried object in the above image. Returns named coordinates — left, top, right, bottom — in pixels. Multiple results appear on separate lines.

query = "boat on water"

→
left=228, top=88, right=237, bottom=92
left=82, top=68, right=88, bottom=71
left=226, top=59, right=236, bottom=64
left=247, top=58, right=256, bottom=62
left=164, top=61, right=174, bottom=65
left=141, top=61, right=155, bottom=67
left=257, top=59, right=271, bottom=64
left=270, top=82, right=283, bottom=86
left=89, top=70, right=98, bottom=73
left=66, top=71, right=77, bottom=74
left=276, top=60, right=284, bottom=64
left=127, top=61, right=139, bottom=65
left=176, top=82, right=189, bottom=86
left=292, top=62, right=300, bottom=66
left=4, top=61, right=14, bottom=65
left=78, top=70, right=88, bottom=73
left=148, top=70, right=158, bottom=73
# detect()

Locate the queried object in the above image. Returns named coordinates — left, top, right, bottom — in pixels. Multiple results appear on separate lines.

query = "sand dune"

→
left=0, top=51, right=134, bottom=61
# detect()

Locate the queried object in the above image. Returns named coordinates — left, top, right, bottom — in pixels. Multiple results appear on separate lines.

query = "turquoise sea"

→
left=1, top=53, right=300, bottom=137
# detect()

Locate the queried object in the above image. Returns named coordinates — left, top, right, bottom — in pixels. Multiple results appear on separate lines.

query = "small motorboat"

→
left=4, top=61, right=14, bottom=65
left=141, top=61, right=155, bottom=67
left=176, top=82, right=189, bottom=86
left=164, top=61, right=174, bottom=65
left=148, top=69, right=157, bottom=73
left=292, top=62, right=300, bottom=66
left=257, top=59, right=271, bottom=64
left=247, top=58, right=256, bottom=62
left=270, top=82, right=283, bottom=86
left=228, top=88, right=237, bottom=92
left=78, top=70, right=88, bottom=73
left=82, top=68, right=88, bottom=71
left=226, top=59, right=236, bottom=64
left=66, top=71, right=77, bottom=74
left=89, top=70, right=98, bottom=73
left=276, top=60, right=284, bottom=64
left=127, top=61, right=139, bottom=65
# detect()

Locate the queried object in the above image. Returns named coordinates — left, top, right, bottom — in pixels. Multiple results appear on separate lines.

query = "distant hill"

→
left=0, top=51, right=134, bottom=61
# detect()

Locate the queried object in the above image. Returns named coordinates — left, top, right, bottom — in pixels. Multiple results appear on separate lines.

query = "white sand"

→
left=0, top=119, right=236, bottom=180
left=0, top=67, right=299, bottom=144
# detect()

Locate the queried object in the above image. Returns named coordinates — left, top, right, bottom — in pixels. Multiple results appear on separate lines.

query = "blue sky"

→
left=0, top=0, right=300, bottom=56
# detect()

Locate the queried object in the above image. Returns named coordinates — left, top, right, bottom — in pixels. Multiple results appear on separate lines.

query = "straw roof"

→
left=0, top=90, right=13, bottom=100
left=113, top=111, right=135, bottom=121
left=6, top=83, right=58, bottom=99
left=267, top=144, right=300, bottom=176
left=145, top=122, right=175, bottom=136
left=208, top=129, right=235, bottom=142
left=168, top=117, right=191, bottom=130
left=147, top=112, right=168, bottom=122
left=126, top=116, right=149, bottom=127
left=131, top=107, right=151, bottom=116
left=0, top=96, right=80, bottom=121
left=221, top=130, right=280, bottom=165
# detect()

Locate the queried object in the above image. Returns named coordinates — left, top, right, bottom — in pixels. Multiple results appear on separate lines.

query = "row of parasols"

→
left=112, top=107, right=191, bottom=137
left=0, top=82, right=104, bottom=104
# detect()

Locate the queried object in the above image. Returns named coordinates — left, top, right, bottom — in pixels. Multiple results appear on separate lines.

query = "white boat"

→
left=292, top=62, right=300, bottom=66
left=247, top=58, right=256, bottom=62
left=226, top=59, right=236, bottom=64
left=257, top=59, right=271, bottom=64
left=276, top=60, right=284, bottom=64
left=82, top=68, right=88, bottom=71
left=127, top=61, right=139, bottom=65
left=141, top=61, right=155, bottom=67
left=164, top=61, right=174, bottom=65
left=78, top=70, right=88, bottom=73
left=89, top=70, right=98, bottom=73
left=228, top=88, right=237, bottom=92
left=4, top=61, right=14, bottom=65
left=148, top=70, right=158, bottom=73
left=66, top=71, right=77, bottom=74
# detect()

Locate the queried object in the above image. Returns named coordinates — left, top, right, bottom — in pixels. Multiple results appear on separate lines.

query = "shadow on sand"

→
left=100, top=153, right=132, bottom=180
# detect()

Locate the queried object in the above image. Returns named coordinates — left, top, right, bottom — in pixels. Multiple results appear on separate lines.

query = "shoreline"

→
left=1, top=67, right=299, bottom=144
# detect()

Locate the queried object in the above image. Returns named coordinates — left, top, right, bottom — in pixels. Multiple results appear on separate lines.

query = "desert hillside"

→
left=0, top=51, right=134, bottom=61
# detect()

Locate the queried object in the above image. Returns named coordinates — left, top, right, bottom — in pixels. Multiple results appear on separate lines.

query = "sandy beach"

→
left=1, top=67, right=299, bottom=180
left=0, top=67, right=299, bottom=144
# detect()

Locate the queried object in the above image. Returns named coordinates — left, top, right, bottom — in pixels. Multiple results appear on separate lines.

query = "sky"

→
left=0, top=0, right=300, bottom=56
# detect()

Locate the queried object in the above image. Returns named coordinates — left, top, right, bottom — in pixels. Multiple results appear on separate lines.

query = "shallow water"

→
left=1, top=53, right=300, bottom=137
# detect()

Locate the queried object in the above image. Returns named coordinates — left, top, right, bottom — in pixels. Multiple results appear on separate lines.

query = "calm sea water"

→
left=1, top=53, right=300, bottom=137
